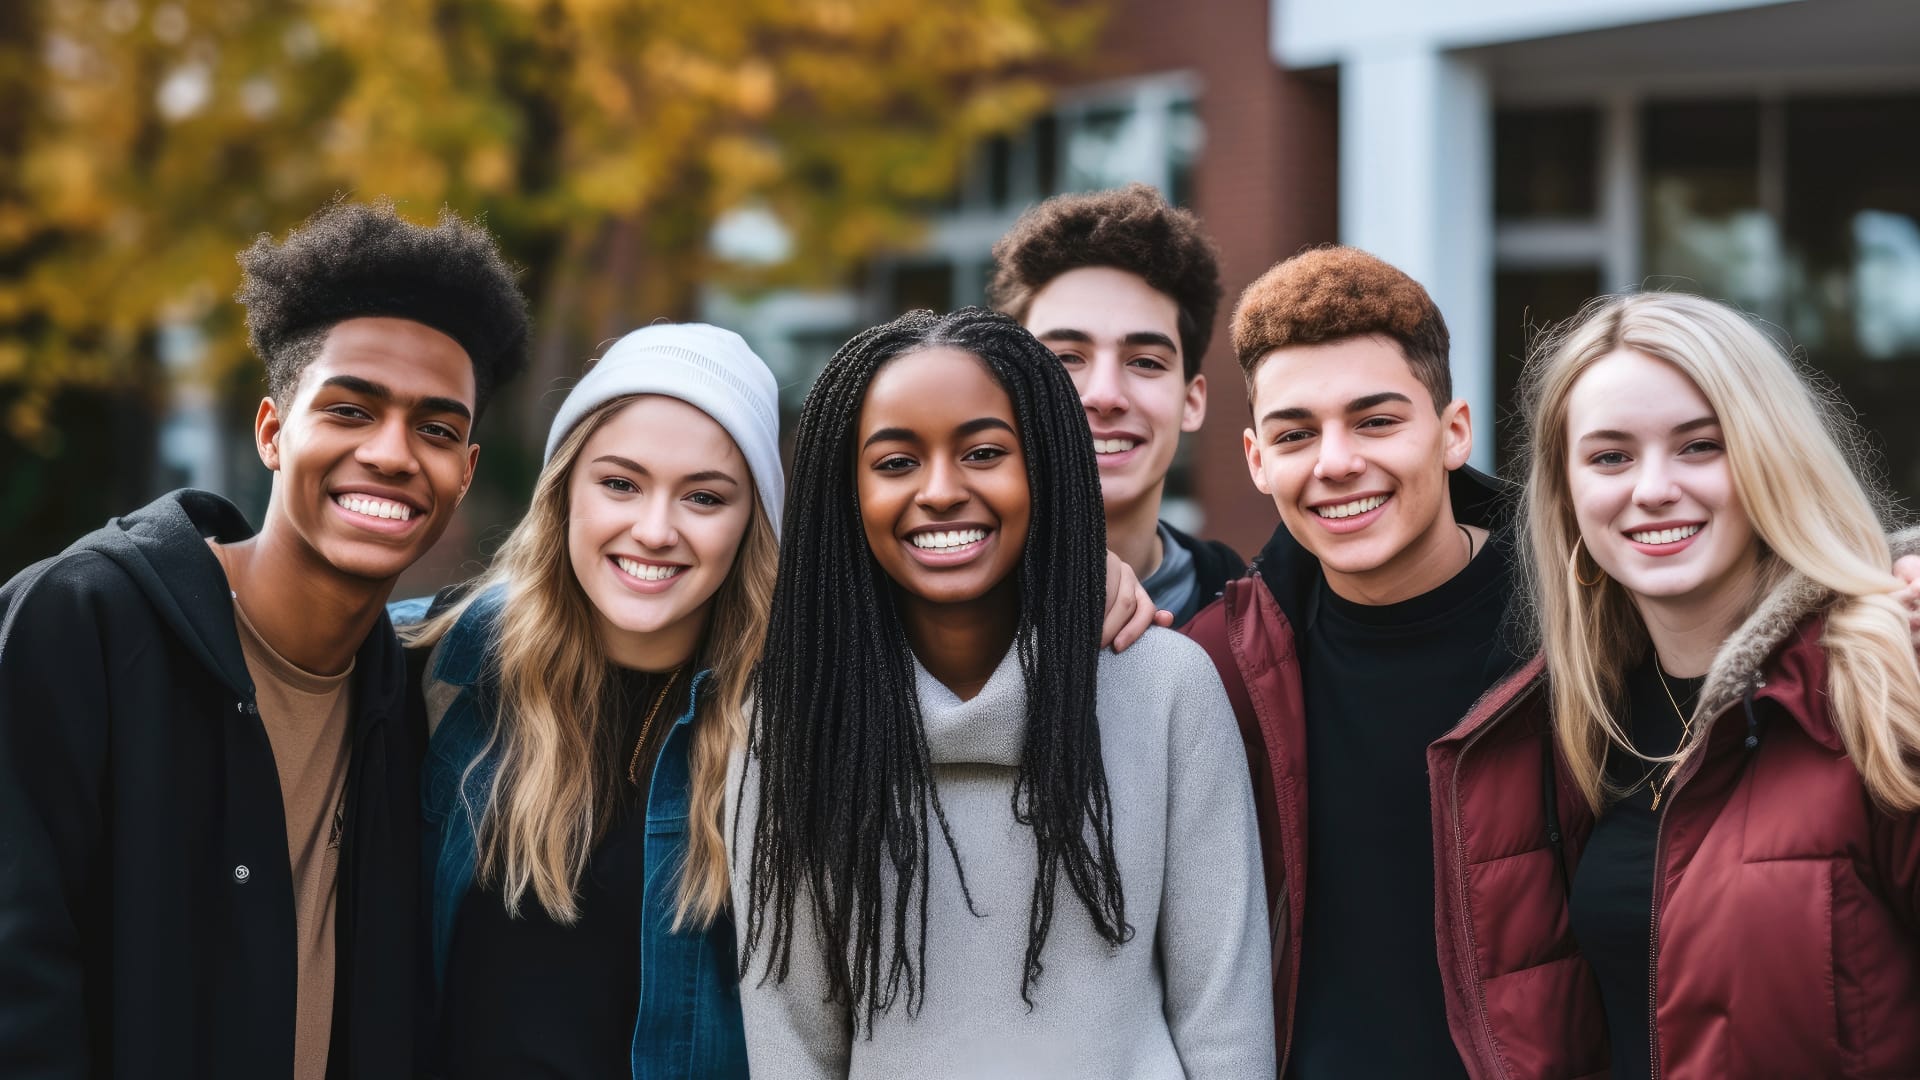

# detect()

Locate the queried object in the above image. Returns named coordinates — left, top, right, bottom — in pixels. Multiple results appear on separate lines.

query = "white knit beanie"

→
left=545, top=323, right=785, bottom=538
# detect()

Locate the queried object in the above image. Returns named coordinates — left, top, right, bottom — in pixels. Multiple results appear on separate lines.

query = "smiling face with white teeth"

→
left=1243, top=335, right=1475, bottom=604
left=1564, top=348, right=1759, bottom=624
left=1026, top=267, right=1206, bottom=549
left=255, top=316, right=480, bottom=586
left=564, top=396, right=754, bottom=669
left=855, top=346, right=1032, bottom=616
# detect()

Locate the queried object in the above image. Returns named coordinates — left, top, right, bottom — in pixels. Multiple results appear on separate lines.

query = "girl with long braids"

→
left=1429, top=293, right=1920, bottom=1078
left=398, top=324, right=781, bottom=1078
left=731, top=307, right=1273, bottom=1078
left=393, top=321, right=1161, bottom=1079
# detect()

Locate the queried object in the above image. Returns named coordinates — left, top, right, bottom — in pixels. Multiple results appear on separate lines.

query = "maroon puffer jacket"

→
left=1431, top=588, right=1920, bottom=1078
left=1183, top=467, right=1514, bottom=1072
left=1184, top=575, right=1304, bottom=1067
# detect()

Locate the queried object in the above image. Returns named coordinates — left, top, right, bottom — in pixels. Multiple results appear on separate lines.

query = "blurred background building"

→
left=1289, top=0, right=1920, bottom=501
left=703, top=0, right=1336, bottom=556
left=710, top=0, right=1920, bottom=557
left=5, top=0, right=1917, bottom=582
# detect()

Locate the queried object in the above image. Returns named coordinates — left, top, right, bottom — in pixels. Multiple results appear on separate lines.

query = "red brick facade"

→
left=1075, top=0, right=1339, bottom=555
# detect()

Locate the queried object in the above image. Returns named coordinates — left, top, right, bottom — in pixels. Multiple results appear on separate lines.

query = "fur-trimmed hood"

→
left=1695, top=525, right=1920, bottom=724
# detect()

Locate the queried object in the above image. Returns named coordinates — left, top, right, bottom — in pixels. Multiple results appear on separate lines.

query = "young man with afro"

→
left=1182, top=246, right=1515, bottom=1077
left=989, top=183, right=1244, bottom=626
left=0, top=201, right=528, bottom=1079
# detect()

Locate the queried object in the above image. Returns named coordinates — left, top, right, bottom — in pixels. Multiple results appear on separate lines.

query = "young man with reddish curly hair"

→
left=989, top=183, right=1244, bottom=626
left=1183, top=246, right=1514, bottom=1078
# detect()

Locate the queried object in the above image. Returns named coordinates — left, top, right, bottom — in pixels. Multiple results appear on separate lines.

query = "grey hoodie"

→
left=728, top=627, right=1275, bottom=1079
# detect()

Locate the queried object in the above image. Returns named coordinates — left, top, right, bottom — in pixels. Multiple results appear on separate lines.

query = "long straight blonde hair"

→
left=1517, top=292, right=1920, bottom=812
left=408, top=393, right=777, bottom=928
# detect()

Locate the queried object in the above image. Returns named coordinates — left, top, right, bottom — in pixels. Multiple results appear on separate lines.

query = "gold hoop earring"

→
left=1570, top=536, right=1605, bottom=588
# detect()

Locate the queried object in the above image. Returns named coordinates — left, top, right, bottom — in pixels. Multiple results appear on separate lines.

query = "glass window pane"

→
left=1494, top=107, right=1599, bottom=219
left=987, top=134, right=1014, bottom=209
left=1784, top=95, right=1920, bottom=361
left=1493, top=267, right=1601, bottom=471
left=1168, top=97, right=1203, bottom=209
left=1781, top=94, right=1920, bottom=499
left=887, top=261, right=954, bottom=316
left=1034, top=114, right=1059, bottom=196
left=1643, top=101, right=1776, bottom=314
left=1065, top=103, right=1149, bottom=192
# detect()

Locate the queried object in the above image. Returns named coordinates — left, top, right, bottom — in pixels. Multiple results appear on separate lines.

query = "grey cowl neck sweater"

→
left=729, top=628, right=1275, bottom=1079
left=915, top=641, right=1026, bottom=766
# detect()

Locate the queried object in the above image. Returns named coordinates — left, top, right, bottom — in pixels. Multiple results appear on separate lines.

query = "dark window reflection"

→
left=1035, top=114, right=1059, bottom=196
left=987, top=135, right=1014, bottom=209
left=888, top=261, right=954, bottom=315
left=1495, top=107, right=1599, bottom=219
left=1638, top=94, right=1920, bottom=501
left=1169, top=97, right=1203, bottom=209
left=1642, top=101, right=1770, bottom=312
left=1782, top=95, right=1920, bottom=498
left=1494, top=267, right=1601, bottom=475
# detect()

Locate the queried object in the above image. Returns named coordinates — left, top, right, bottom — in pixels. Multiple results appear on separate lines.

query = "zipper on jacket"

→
left=1647, top=804, right=1668, bottom=1078
left=1447, top=692, right=1533, bottom=1079
left=1227, top=570, right=1305, bottom=1076
left=1642, top=698, right=1730, bottom=1079
left=1647, top=681, right=1777, bottom=1078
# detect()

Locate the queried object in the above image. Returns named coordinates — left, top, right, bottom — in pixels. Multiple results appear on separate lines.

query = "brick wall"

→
left=1073, top=0, right=1339, bottom=557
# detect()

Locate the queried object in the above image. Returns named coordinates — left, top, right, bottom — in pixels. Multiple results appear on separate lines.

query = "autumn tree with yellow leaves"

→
left=0, top=0, right=1097, bottom=570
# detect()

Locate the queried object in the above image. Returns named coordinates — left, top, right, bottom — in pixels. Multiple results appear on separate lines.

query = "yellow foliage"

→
left=0, top=0, right=1101, bottom=432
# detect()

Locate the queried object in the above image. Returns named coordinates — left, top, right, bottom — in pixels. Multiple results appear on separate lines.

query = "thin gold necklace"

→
left=627, top=666, right=684, bottom=785
left=1646, top=666, right=1695, bottom=811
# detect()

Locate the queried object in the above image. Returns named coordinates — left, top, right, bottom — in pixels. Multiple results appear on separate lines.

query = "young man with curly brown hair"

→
left=0, top=201, right=528, bottom=1079
left=1183, top=246, right=1514, bottom=1078
left=988, top=183, right=1243, bottom=626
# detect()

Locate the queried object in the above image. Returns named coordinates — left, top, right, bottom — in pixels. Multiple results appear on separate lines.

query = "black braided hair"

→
left=739, top=307, right=1130, bottom=1032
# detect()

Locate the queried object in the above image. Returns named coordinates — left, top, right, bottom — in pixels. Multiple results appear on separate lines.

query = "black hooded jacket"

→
left=0, top=490, right=420, bottom=1079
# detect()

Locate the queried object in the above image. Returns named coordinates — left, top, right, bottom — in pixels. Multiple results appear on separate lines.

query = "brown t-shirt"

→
left=233, top=602, right=354, bottom=1080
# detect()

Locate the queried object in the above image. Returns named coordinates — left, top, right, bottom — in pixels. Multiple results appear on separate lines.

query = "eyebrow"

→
left=1260, top=391, right=1414, bottom=426
left=318, top=374, right=473, bottom=422
left=595, top=454, right=649, bottom=472
left=1034, top=328, right=1179, bottom=352
left=591, top=455, right=741, bottom=485
left=958, top=417, right=1016, bottom=438
left=1576, top=416, right=1720, bottom=443
left=861, top=416, right=1016, bottom=449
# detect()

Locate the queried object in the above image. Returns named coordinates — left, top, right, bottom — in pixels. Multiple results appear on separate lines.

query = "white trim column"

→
left=1340, top=46, right=1496, bottom=468
left=1599, top=92, right=1643, bottom=292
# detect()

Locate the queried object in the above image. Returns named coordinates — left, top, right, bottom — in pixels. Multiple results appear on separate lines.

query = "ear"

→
left=1181, top=373, right=1207, bottom=434
left=1243, top=426, right=1271, bottom=495
left=1441, top=398, right=1474, bottom=471
left=255, top=397, right=284, bottom=471
left=458, top=442, right=481, bottom=506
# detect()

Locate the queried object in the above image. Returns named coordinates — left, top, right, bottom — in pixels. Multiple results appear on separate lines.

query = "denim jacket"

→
left=394, top=590, right=749, bottom=1080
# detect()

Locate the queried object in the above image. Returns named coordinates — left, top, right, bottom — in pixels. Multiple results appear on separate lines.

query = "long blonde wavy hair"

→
left=1517, top=291, right=1920, bottom=812
left=407, top=393, right=777, bottom=928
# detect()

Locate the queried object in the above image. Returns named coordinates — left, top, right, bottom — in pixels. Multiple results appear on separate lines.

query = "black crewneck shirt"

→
left=440, top=667, right=687, bottom=1079
left=1568, top=655, right=1703, bottom=1080
left=1285, top=533, right=1516, bottom=1080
